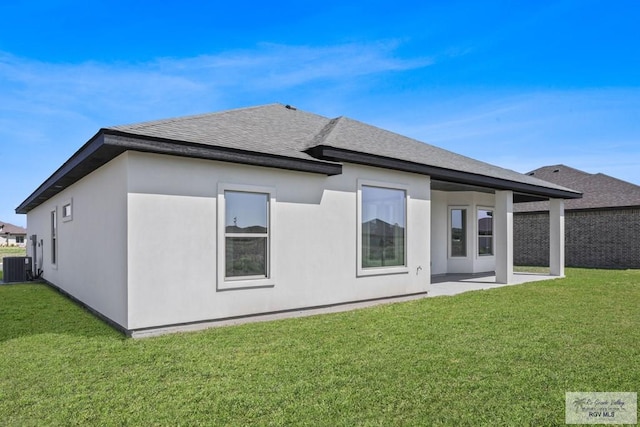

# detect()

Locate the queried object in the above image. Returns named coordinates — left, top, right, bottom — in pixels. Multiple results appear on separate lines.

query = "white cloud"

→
left=156, top=42, right=433, bottom=88
left=1, top=41, right=432, bottom=126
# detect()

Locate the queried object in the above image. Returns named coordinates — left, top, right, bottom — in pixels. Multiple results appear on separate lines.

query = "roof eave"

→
left=16, top=132, right=118, bottom=214
left=16, top=130, right=342, bottom=214
left=307, top=145, right=583, bottom=200
left=517, top=203, right=640, bottom=214
left=103, top=130, right=342, bottom=176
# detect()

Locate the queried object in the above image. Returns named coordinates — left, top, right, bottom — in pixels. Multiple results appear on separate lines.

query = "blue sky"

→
left=2, top=0, right=639, bottom=227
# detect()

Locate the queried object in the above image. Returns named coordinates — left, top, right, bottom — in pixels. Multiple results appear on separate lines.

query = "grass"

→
left=1, top=269, right=639, bottom=426
left=513, top=265, right=550, bottom=274
left=0, top=247, right=27, bottom=258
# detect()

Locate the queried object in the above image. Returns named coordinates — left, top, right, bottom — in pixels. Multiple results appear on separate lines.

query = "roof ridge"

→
left=588, top=173, right=640, bottom=190
left=308, top=116, right=343, bottom=147
left=528, top=164, right=589, bottom=174
left=107, top=103, right=284, bottom=131
left=526, top=164, right=594, bottom=187
left=310, top=116, right=578, bottom=194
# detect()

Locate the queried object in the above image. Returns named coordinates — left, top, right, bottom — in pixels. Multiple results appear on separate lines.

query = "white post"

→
left=549, top=198, right=565, bottom=277
left=495, top=190, right=513, bottom=284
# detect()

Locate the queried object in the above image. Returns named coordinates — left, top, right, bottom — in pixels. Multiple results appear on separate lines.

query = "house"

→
left=0, top=221, right=27, bottom=247
left=514, top=164, right=640, bottom=269
left=16, top=104, right=581, bottom=336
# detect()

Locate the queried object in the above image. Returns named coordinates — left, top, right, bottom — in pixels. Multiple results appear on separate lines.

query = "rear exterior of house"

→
left=17, top=104, right=580, bottom=335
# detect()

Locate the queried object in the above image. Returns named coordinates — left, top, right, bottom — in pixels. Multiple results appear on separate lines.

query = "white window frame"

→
left=357, top=179, right=409, bottom=277
left=217, top=183, right=276, bottom=290
left=448, top=206, right=469, bottom=259
left=62, top=198, right=73, bottom=222
left=477, top=206, right=494, bottom=257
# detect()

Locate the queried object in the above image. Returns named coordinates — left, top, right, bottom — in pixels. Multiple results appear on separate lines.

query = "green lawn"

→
left=0, top=247, right=27, bottom=258
left=1, top=269, right=639, bottom=426
left=513, top=265, right=550, bottom=274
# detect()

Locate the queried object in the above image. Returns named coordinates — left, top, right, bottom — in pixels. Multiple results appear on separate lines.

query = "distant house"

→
left=0, top=221, right=27, bottom=247
left=514, top=165, right=640, bottom=269
left=16, top=104, right=580, bottom=336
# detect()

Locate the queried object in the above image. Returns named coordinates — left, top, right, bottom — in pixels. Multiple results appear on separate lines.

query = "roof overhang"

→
left=17, top=131, right=582, bottom=215
left=306, top=145, right=583, bottom=202
left=16, top=130, right=342, bottom=214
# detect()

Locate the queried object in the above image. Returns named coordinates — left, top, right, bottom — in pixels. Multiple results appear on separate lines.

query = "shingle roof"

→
left=0, top=221, right=27, bottom=235
left=525, top=164, right=591, bottom=188
left=110, top=104, right=577, bottom=193
left=108, top=104, right=329, bottom=163
left=311, top=115, right=574, bottom=191
left=17, top=104, right=581, bottom=214
left=515, top=164, right=640, bottom=211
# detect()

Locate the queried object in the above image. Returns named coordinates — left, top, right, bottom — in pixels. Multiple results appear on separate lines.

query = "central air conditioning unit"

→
left=2, top=257, right=32, bottom=283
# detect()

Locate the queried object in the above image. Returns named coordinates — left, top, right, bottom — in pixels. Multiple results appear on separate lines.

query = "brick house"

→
left=514, top=165, right=640, bottom=269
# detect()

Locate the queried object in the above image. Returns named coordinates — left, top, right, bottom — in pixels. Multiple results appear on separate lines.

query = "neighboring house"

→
left=16, top=104, right=580, bottom=335
left=514, top=164, right=640, bottom=268
left=0, top=221, right=27, bottom=247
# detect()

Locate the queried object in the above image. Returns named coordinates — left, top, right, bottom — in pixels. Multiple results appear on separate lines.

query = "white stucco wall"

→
left=24, top=148, right=507, bottom=332
left=25, top=154, right=129, bottom=327
left=126, top=152, right=431, bottom=330
left=430, top=190, right=496, bottom=275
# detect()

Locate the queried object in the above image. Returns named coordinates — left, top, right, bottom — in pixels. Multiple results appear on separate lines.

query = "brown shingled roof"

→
left=0, top=221, right=27, bottom=235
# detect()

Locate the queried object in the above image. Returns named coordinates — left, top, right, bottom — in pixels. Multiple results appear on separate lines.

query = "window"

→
left=218, top=184, right=275, bottom=289
left=62, top=199, right=73, bottom=222
left=224, top=191, right=269, bottom=279
left=478, top=208, right=493, bottom=256
left=16, top=236, right=25, bottom=244
left=450, top=208, right=467, bottom=257
left=51, top=209, right=57, bottom=265
left=359, top=183, right=407, bottom=274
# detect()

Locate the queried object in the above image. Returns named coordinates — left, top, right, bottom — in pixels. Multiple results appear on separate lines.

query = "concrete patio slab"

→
left=428, top=272, right=562, bottom=297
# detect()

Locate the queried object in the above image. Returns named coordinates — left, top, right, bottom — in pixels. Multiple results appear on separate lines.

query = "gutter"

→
left=306, top=145, right=583, bottom=201
left=16, top=130, right=342, bottom=214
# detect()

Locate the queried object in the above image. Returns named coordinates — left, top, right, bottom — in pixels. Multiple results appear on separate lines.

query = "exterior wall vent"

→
left=2, top=257, right=32, bottom=283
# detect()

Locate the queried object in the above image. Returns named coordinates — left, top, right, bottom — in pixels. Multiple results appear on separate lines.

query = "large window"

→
left=224, top=191, right=269, bottom=279
left=450, top=208, right=467, bottom=257
left=360, top=184, right=406, bottom=271
left=478, top=208, right=493, bottom=256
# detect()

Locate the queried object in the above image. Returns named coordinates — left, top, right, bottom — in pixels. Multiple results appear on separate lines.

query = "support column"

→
left=549, top=198, right=565, bottom=277
left=495, top=190, right=513, bottom=284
